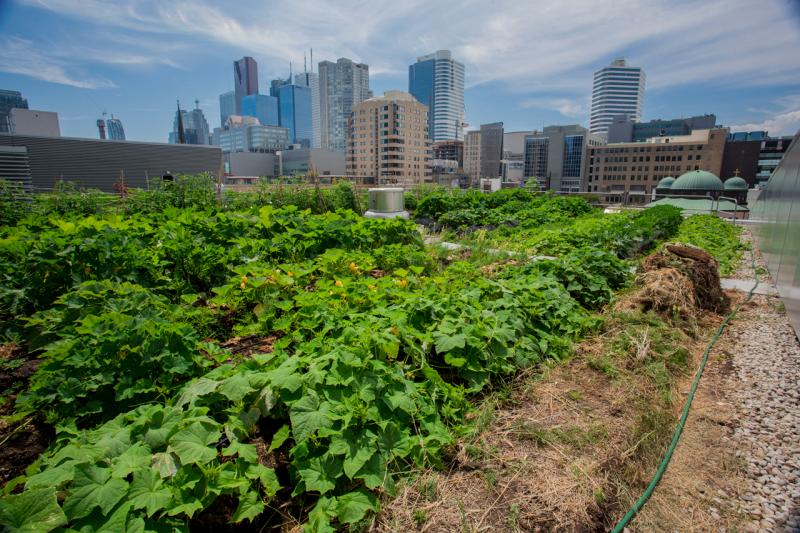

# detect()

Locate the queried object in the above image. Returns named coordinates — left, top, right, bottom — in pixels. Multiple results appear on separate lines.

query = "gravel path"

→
left=730, top=229, right=800, bottom=532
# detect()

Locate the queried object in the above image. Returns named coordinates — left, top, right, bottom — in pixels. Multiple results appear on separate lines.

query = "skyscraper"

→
left=234, top=57, right=258, bottom=114
left=590, top=59, right=645, bottom=136
left=318, top=58, right=371, bottom=153
left=294, top=71, right=320, bottom=149
left=408, top=50, right=465, bottom=142
left=524, top=125, right=604, bottom=192
left=219, top=91, right=235, bottom=127
left=106, top=116, right=125, bottom=140
left=479, top=122, right=504, bottom=179
left=241, top=94, right=279, bottom=126
left=278, top=84, right=312, bottom=147
left=0, top=89, right=29, bottom=133
left=169, top=101, right=211, bottom=145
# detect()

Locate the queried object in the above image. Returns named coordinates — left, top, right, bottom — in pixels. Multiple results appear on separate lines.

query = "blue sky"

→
left=1, top=0, right=800, bottom=143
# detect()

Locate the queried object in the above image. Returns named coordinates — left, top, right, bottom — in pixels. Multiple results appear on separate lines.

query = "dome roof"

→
left=672, top=170, right=723, bottom=191
left=724, top=177, right=748, bottom=190
left=656, top=176, right=675, bottom=189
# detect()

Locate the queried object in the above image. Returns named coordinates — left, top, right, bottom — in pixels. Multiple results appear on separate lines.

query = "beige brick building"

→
left=346, top=91, right=430, bottom=187
left=584, top=127, right=727, bottom=204
left=464, top=129, right=481, bottom=180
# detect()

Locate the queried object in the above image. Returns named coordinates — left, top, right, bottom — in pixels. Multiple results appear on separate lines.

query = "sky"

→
left=1, top=0, right=800, bottom=143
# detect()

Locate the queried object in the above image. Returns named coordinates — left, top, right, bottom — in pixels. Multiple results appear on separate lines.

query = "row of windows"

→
left=592, top=144, right=705, bottom=155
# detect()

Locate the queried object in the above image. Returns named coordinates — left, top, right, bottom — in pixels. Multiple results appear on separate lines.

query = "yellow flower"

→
left=368, top=284, right=376, bottom=290
left=397, top=279, right=408, bottom=288
left=348, top=262, right=360, bottom=274
left=241, top=275, right=248, bottom=284
left=240, top=282, right=247, bottom=289
left=335, top=279, right=344, bottom=288
left=287, top=271, right=294, bottom=277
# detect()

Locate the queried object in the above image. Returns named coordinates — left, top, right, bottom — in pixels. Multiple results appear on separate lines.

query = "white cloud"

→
left=521, top=98, right=587, bottom=118
left=0, top=37, right=117, bottom=89
left=730, top=94, right=800, bottom=136
left=21, top=0, right=799, bottom=91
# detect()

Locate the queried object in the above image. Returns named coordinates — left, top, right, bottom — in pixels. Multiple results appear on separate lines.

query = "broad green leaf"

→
left=335, top=489, right=378, bottom=524
left=222, top=440, right=258, bottom=462
left=244, top=464, right=280, bottom=496
left=0, top=488, right=68, bottom=532
left=175, top=378, right=219, bottom=407
left=297, top=454, right=342, bottom=494
left=128, top=470, right=172, bottom=517
left=151, top=452, right=179, bottom=478
left=62, top=464, right=129, bottom=521
left=433, top=331, right=466, bottom=353
left=111, top=443, right=152, bottom=478
left=165, top=498, right=204, bottom=518
left=304, top=496, right=336, bottom=533
left=444, top=353, right=467, bottom=367
left=218, top=374, right=254, bottom=403
left=268, top=424, right=291, bottom=451
left=167, top=422, right=219, bottom=465
left=230, top=490, right=264, bottom=523
left=94, top=502, right=132, bottom=533
left=25, top=461, right=76, bottom=489
left=289, top=392, right=332, bottom=443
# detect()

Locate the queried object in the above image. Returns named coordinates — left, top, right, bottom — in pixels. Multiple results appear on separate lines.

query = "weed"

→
left=412, top=509, right=427, bottom=527
left=419, top=475, right=439, bottom=503
left=567, top=388, right=583, bottom=401
left=507, top=503, right=521, bottom=529
left=482, top=468, right=498, bottom=490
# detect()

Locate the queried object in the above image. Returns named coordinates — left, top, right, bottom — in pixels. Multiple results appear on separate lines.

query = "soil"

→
left=220, top=334, right=278, bottom=358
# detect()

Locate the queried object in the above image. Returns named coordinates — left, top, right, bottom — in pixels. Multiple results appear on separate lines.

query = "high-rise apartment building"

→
left=524, top=125, right=604, bottom=192
left=241, top=94, right=279, bottom=127
left=1, top=89, right=29, bottom=133
left=346, top=91, right=429, bottom=187
left=479, top=122, right=504, bottom=179
left=464, top=130, right=481, bottom=180
left=294, top=71, right=321, bottom=149
left=219, top=91, right=235, bottom=127
left=234, top=57, right=259, bottom=114
left=319, top=58, right=371, bottom=153
left=584, top=127, right=727, bottom=204
left=106, top=116, right=125, bottom=140
left=408, top=50, right=465, bottom=142
left=590, top=59, right=645, bottom=136
left=278, top=84, right=313, bottom=147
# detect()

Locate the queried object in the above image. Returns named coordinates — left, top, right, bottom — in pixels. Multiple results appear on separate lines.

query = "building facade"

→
left=523, top=125, right=601, bottom=192
left=234, top=57, right=259, bottom=114
left=278, top=84, right=313, bottom=147
left=431, top=140, right=463, bottom=167
left=757, top=136, right=794, bottom=184
left=294, top=72, right=321, bottom=149
left=169, top=104, right=211, bottom=145
left=241, top=94, right=279, bottom=127
left=279, top=148, right=345, bottom=177
left=8, top=109, right=61, bottom=137
left=590, top=59, right=645, bottom=136
left=607, top=114, right=716, bottom=143
left=106, top=117, right=125, bottom=140
left=464, top=130, right=481, bottom=180
left=219, top=91, right=235, bottom=128
left=408, top=50, right=465, bottom=142
left=1, top=133, right=222, bottom=191
left=0, top=90, right=29, bottom=134
left=479, top=122, right=504, bottom=179
left=584, top=127, right=727, bottom=204
left=346, top=91, right=429, bottom=187
left=215, top=123, right=289, bottom=153
left=319, top=58, right=371, bottom=153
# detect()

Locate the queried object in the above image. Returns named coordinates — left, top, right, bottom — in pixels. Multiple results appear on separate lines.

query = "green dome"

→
left=672, top=170, right=723, bottom=191
left=656, top=176, right=675, bottom=189
left=724, top=177, right=748, bottom=190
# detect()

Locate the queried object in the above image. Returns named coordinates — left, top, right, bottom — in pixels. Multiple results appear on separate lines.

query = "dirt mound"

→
left=621, top=245, right=729, bottom=317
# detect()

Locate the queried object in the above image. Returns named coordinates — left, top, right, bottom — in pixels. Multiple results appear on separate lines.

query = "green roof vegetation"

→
left=647, top=197, right=748, bottom=213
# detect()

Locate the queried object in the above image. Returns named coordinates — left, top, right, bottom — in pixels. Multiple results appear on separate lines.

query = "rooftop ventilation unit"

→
left=364, top=187, right=409, bottom=219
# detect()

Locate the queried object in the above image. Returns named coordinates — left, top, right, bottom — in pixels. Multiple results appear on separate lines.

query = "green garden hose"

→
left=610, top=250, right=760, bottom=532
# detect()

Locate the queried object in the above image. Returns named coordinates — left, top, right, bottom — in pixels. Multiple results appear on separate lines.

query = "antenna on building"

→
left=195, top=99, right=200, bottom=110
left=304, top=51, right=307, bottom=74
left=176, top=99, right=185, bottom=144
left=310, top=48, right=313, bottom=72
left=289, top=61, right=293, bottom=80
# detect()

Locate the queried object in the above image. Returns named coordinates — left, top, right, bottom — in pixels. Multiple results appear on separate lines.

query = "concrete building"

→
left=1, top=133, right=221, bottom=191
left=219, top=91, right=235, bottom=127
left=225, top=151, right=278, bottom=178
left=721, top=138, right=762, bottom=187
left=0, top=145, right=32, bottom=191
left=319, top=58, right=371, bottom=153
left=234, top=57, right=259, bottom=114
left=408, top=50, right=465, bottom=142
left=346, top=91, right=429, bottom=187
left=106, top=116, right=125, bottom=141
left=294, top=71, right=321, bottom=149
left=502, top=131, right=535, bottom=183
left=590, top=59, right=645, bottom=136
left=479, top=122, right=504, bottom=179
left=584, top=127, right=728, bottom=204
left=241, top=94, right=279, bottom=127
left=464, top=130, right=481, bottom=180
left=607, top=114, right=716, bottom=143
left=278, top=148, right=345, bottom=177
left=431, top=140, right=463, bottom=167
left=524, top=125, right=602, bottom=192
left=8, top=108, right=61, bottom=137
left=757, top=136, right=794, bottom=185
left=1, top=90, right=29, bottom=133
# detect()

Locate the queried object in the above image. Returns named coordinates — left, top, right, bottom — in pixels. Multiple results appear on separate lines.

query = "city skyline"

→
left=0, top=0, right=799, bottom=142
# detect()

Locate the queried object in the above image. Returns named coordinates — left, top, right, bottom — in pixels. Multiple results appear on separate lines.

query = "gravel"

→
left=729, top=229, right=800, bottom=532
